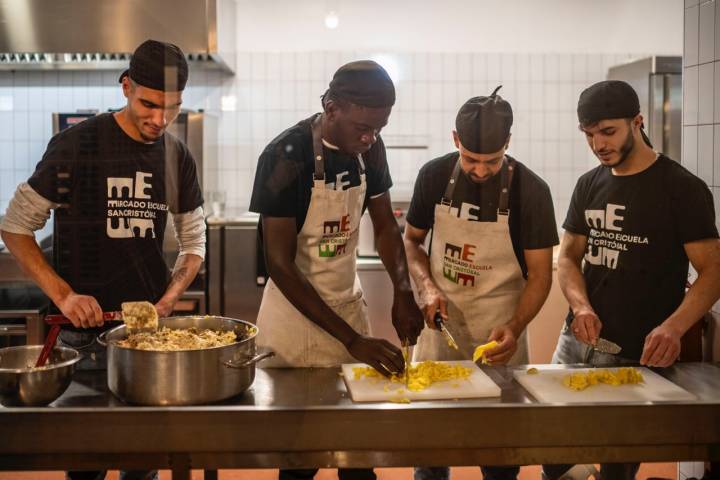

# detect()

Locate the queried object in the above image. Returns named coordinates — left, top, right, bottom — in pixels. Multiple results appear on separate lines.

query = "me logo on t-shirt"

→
left=319, top=214, right=351, bottom=258
left=584, top=203, right=649, bottom=270
left=106, top=172, right=169, bottom=239
left=442, top=242, right=492, bottom=287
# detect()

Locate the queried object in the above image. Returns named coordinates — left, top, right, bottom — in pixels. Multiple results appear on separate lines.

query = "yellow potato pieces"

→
left=472, top=341, right=499, bottom=364
left=352, top=361, right=472, bottom=392
left=562, top=367, right=644, bottom=391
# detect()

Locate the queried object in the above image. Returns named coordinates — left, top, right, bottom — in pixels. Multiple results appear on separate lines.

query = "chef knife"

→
left=593, top=337, right=622, bottom=355
left=433, top=312, right=459, bottom=350
left=402, top=338, right=410, bottom=387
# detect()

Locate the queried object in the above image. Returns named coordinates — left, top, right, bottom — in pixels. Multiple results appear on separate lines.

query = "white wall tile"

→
left=698, top=124, right=714, bottom=185
left=699, top=62, right=715, bottom=124
left=714, top=124, right=720, bottom=186
left=715, top=62, right=720, bottom=124
left=487, top=53, right=501, bottom=83
left=683, top=125, right=699, bottom=173
left=699, top=0, right=715, bottom=64
left=684, top=66, right=699, bottom=125
left=716, top=0, right=720, bottom=61
left=501, top=53, right=516, bottom=82
left=428, top=53, right=443, bottom=82
left=685, top=6, right=700, bottom=67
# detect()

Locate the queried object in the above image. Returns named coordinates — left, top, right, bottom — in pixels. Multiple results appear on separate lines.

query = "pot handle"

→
left=223, top=351, right=275, bottom=369
left=96, top=330, right=109, bottom=347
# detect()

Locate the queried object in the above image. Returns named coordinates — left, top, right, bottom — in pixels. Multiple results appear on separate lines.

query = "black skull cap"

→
left=327, top=60, right=395, bottom=108
left=118, top=39, right=189, bottom=92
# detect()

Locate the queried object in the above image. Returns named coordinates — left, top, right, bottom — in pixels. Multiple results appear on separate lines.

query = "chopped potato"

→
left=353, top=361, right=472, bottom=392
left=526, top=367, right=539, bottom=375
left=562, top=367, right=644, bottom=391
left=472, top=341, right=499, bottom=364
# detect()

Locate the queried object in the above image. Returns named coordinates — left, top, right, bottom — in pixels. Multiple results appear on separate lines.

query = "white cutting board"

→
left=341, top=360, right=501, bottom=402
left=513, top=366, right=696, bottom=403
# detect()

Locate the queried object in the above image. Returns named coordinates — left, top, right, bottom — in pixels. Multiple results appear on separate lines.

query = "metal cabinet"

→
left=207, top=214, right=265, bottom=323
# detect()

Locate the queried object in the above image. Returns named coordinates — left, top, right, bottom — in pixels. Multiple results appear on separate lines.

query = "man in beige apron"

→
left=249, top=60, right=424, bottom=480
left=404, top=88, right=558, bottom=480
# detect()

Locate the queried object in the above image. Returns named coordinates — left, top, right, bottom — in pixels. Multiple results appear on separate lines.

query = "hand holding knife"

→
left=433, top=311, right=459, bottom=350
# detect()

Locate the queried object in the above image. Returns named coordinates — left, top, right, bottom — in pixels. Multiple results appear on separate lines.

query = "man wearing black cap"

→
left=404, top=88, right=558, bottom=480
left=543, top=80, right=720, bottom=480
left=249, top=60, right=423, bottom=480
left=1, top=39, right=204, bottom=479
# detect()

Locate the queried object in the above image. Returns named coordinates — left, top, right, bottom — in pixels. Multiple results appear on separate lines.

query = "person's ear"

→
left=452, top=130, right=460, bottom=149
left=121, top=77, right=132, bottom=99
left=504, top=133, right=512, bottom=150
left=325, top=100, right=341, bottom=121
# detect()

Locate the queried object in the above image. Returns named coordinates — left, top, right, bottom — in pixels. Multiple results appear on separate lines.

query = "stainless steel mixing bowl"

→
left=0, top=345, right=80, bottom=406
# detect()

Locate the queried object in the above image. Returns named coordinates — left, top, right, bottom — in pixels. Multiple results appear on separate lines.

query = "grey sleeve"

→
left=0, top=183, right=60, bottom=236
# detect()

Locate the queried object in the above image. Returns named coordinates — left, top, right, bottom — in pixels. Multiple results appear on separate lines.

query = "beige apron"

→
left=413, top=157, right=529, bottom=365
left=256, top=114, right=370, bottom=367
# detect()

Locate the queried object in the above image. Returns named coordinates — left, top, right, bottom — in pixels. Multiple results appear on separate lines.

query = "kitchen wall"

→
left=0, top=0, right=684, bottom=228
left=682, top=2, right=720, bottom=475
left=683, top=0, right=720, bottom=321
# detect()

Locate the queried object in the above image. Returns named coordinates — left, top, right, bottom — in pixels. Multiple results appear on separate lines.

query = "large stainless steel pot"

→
left=97, top=315, right=273, bottom=405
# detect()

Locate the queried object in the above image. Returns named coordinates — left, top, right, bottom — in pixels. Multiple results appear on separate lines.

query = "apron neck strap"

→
left=440, top=156, right=464, bottom=207
left=311, top=114, right=325, bottom=181
left=498, top=157, right=515, bottom=216
left=311, top=113, right=367, bottom=182
left=440, top=155, right=516, bottom=214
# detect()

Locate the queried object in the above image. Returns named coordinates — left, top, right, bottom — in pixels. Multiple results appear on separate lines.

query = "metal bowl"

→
left=0, top=345, right=80, bottom=406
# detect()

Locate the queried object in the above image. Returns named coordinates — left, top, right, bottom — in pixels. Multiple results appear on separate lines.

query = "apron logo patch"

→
left=584, top=204, right=649, bottom=270
left=106, top=172, right=168, bottom=239
left=319, top=214, right=352, bottom=258
left=442, top=242, right=492, bottom=287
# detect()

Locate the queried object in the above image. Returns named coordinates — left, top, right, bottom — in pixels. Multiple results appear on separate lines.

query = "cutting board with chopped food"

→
left=341, top=360, right=501, bottom=403
left=513, top=366, right=696, bottom=403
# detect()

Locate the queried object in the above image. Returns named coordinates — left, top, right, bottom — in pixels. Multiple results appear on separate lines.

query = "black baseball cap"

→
left=577, top=80, right=653, bottom=147
left=326, top=60, right=395, bottom=108
left=577, top=80, right=640, bottom=125
left=455, top=86, right=513, bottom=154
left=118, top=39, right=189, bottom=92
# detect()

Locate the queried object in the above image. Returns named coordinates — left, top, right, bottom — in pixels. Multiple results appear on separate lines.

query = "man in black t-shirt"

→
left=404, top=89, right=558, bottom=480
left=1, top=40, right=204, bottom=356
left=543, top=81, right=720, bottom=480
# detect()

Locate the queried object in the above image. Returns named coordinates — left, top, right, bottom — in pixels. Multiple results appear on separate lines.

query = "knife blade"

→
left=433, top=312, right=459, bottom=350
left=402, top=338, right=410, bottom=387
left=593, top=337, right=622, bottom=355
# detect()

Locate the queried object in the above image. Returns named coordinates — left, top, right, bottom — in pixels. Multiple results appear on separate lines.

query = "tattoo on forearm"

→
left=168, top=266, right=189, bottom=290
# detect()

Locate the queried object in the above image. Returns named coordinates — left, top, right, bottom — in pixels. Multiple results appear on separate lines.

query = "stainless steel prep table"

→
left=1, top=363, right=719, bottom=480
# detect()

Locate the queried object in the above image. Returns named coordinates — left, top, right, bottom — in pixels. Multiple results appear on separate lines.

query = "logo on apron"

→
left=319, top=214, right=352, bottom=257
left=442, top=241, right=492, bottom=287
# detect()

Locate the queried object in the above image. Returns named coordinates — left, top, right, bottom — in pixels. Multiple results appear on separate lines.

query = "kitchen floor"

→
left=0, top=464, right=679, bottom=480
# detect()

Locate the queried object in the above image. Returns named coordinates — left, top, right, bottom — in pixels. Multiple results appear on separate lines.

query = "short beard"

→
left=602, top=129, right=634, bottom=168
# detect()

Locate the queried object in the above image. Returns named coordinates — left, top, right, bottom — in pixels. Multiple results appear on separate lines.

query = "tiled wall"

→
left=683, top=0, right=720, bottom=319
left=0, top=52, right=644, bottom=229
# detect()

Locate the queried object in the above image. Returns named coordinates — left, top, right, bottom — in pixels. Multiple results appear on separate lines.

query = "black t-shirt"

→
left=249, top=115, right=393, bottom=231
left=28, top=113, right=203, bottom=320
left=406, top=152, right=559, bottom=277
left=563, top=155, right=719, bottom=360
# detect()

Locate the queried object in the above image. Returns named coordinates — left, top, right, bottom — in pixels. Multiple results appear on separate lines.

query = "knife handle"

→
left=433, top=311, right=444, bottom=330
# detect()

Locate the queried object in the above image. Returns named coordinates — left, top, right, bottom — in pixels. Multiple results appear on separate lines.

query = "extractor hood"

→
left=0, top=0, right=236, bottom=73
